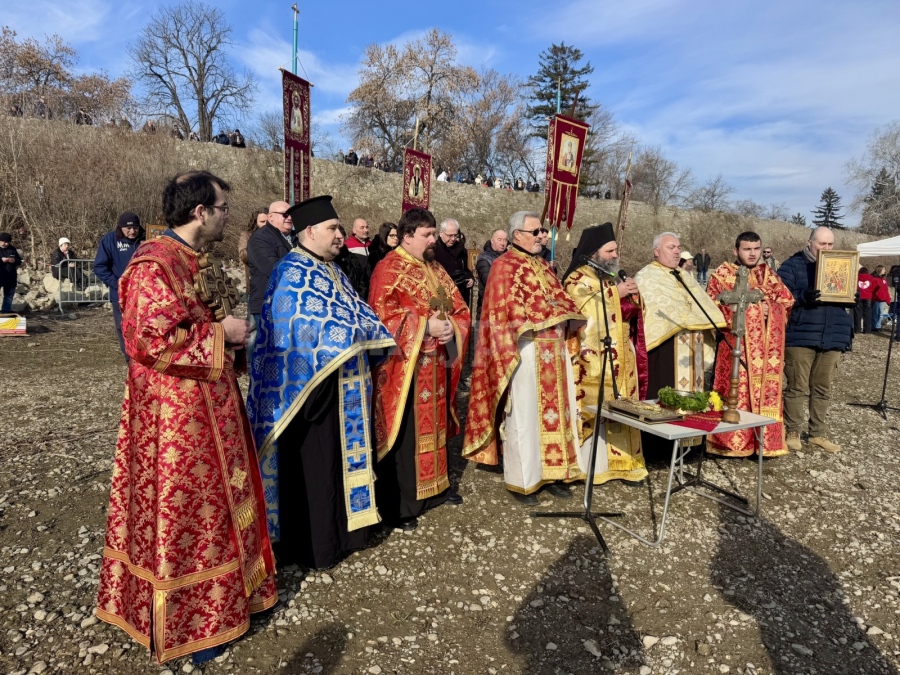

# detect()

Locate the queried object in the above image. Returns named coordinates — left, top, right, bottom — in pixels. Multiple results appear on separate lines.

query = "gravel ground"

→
left=0, top=307, right=898, bottom=675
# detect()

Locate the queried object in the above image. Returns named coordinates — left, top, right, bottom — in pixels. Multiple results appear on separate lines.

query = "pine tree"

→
left=790, top=213, right=807, bottom=227
left=525, top=43, right=597, bottom=139
left=866, top=168, right=896, bottom=203
left=811, top=187, right=845, bottom=229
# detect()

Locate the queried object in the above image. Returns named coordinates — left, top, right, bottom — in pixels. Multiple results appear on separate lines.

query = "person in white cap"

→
left=50, top=237, right=86, bottom=290
left=678, top=250, right=696, bottom=278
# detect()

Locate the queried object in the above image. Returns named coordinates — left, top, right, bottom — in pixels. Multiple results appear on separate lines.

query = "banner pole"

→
left=291, top=4, right=299, bottom=74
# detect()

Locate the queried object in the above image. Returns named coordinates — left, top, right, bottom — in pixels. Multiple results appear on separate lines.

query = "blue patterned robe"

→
left=246, top=247, right=395, bottom=538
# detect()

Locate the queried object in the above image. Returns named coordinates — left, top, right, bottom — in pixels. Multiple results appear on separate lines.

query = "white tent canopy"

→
left=857, top=235, right=900, bottom=257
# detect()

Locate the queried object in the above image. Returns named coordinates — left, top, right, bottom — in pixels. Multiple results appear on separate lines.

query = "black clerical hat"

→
left=286, top=195, right=339, bottom=229
left=562, top=222, right=616, bottom=280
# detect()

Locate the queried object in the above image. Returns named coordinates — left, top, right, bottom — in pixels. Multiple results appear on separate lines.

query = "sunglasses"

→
left=519, top=228, right=542, bottom=237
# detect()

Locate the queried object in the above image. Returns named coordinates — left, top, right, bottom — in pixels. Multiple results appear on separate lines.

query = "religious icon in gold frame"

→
left=814, top=250, right=859, bottom=303
left=146, top=224, right=167, bottom=239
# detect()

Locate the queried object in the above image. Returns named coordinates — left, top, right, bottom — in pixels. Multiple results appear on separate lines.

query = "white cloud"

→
left=3, top=0, right=114, bottom=42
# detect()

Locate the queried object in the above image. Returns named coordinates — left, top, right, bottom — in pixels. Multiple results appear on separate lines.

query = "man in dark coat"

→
left=777, top=226, right=852, bottom=454
left=247, top=200, right=297, bottom=353
left=0, top=232, right=23, bottom=313
left=475, top=229, right=508, bottom=316
left=693, top=247, right=711, bottom=284
left=94, top=212, right=145, bottom=360
left=434, top=218, right=475, bottom=305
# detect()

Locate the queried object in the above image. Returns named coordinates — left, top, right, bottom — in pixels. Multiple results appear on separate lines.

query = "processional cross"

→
left=716, top=266, right=764, bottom=424
left=429, top=285, right=452, bottom=320
left=193, top=254, right=241, bottom=321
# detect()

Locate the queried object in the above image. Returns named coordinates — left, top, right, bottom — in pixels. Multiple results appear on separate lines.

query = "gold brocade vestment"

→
left=96, top=236, right=277, bottom=663
left=565, top=266, right=647, bottom=484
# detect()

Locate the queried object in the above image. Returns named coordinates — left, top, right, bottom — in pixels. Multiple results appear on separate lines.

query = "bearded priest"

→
left=706, top=231, right=794, bottom=457
left=463, top=211, right=586, bottom=506
left=563, top=222, right=648, bottom=485
left=369, top=208, right=471, bottom=532
left=247, top=195, right=395, bottom=571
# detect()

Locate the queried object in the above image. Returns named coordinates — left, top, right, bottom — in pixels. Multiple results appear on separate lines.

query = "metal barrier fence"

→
left=53, top=259, right=108, bottom=314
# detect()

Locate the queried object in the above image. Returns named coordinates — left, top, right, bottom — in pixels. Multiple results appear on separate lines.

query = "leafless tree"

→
left=251, top=109, right=283, bottom=152
left=129, top=2, right=256, bottom=141
left=846, top=120, right=900, bottom=236
left=344, top=29, right=479, bottom=170
left=684, top=174, right=735, bottom=212
left=630, top=145, right=694, bottom=210
left=730, top=198, right=766, bottom=218
left=764, top=202, right=790, bottom=221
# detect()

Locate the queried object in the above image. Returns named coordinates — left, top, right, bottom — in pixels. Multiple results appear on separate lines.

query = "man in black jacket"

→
left=0, top=232, right=22, bottom=313
left=247, top=200, right=297, bottom=352
left=434, top=218, right=475, bottom=305
left=693, top=247, right=711, bottom=284
left=777, top=227, right=851, bottom=454
left=475, top=229, right=508, bottom=316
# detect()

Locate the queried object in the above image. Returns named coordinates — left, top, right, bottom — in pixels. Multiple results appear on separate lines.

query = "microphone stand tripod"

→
left=848, top=278, right=900, bottom=420
left=533, top=269, right=623, bottom=553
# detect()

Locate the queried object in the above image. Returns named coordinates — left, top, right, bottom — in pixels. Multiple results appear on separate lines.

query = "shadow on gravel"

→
left=284, top=622, right=347, bottom=674
left=507, top=536, right=644, bottom=674
left=710, top=504, right=898, bottom=675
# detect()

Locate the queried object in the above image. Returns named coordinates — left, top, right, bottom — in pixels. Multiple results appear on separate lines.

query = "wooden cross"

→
left=429, top=285, right=452, bottom=320
left=716, top=266, right=764, bottom=423
left=193, top=254, right=241, bottom=321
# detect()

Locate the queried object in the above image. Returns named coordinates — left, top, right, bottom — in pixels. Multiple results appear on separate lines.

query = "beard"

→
left=595, top=256, right=620, bottom=276
left=423, top=245, right=436, bottom=262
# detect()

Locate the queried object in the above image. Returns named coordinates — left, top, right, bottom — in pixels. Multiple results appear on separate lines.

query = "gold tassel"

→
left=243, top=557, right=267, bottom=597
left=566, top=231, right=571, bottom=241
left=235, top=499, right=256, bottom=530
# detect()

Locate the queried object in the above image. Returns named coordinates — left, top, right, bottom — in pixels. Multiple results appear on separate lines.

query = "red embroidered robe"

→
left=369, top=247, right=471, bottom=499
left=96, top=236, right=277, bottom=663
left=463, top=246, right=585, bottom=483
left=707, top=262, right=794, bottom=457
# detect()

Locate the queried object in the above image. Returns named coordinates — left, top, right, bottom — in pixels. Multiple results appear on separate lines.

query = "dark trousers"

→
left=854, top=299, right=872, bottom=334
left=110, top=293, right=127, bottom=362
left=1, top=285, right=14, bottom=313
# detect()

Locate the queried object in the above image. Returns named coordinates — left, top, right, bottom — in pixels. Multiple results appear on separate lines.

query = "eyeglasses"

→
left=443, top=233, right=461, bottom=240
left=518, top=228, right=542, bottom=237
left=206, top=203, right=229, bottom=214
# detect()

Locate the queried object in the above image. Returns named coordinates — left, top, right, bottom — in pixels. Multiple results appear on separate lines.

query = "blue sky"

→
left=6, top=0, right=900, bottom=225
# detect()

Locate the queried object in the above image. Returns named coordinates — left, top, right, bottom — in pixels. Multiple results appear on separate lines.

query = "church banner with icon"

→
left=544, top=114, right=590, bottom=230
left=282, top=69, right=311, bottom=204
left=402, top=148, right=431, bottom=213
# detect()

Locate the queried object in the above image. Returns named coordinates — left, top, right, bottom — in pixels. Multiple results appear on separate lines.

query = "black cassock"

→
left=273, top=371, right=372, bottom=570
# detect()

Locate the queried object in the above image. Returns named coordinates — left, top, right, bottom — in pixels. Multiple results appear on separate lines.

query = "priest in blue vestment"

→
left=247, top=195, right=395, bottom=570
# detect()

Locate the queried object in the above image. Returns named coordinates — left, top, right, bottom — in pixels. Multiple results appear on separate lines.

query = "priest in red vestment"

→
left=369, top=208, right=471, bottom=531
left=96, top=171, right=277, bottom=664
left=463, top=211, right=586, bottom=506
left=707, top=231, right=794, bottom=457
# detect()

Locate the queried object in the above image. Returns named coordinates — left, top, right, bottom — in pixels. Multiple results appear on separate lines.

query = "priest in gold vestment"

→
left=563, top=223, right=648, bottom=485
left=634, top=232, right=726, bottom=397
left=463, top=211, right=586, bottom=506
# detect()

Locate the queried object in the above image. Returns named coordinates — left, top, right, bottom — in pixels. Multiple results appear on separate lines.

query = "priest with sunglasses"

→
left=463, top=211, right=586, bottom=506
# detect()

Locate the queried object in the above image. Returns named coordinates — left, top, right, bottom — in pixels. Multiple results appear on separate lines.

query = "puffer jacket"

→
left=777, top=250, right=853, bottom=351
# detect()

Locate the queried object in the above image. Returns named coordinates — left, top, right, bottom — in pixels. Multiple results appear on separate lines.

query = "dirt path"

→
left=0, top=307, right=898, bottom=675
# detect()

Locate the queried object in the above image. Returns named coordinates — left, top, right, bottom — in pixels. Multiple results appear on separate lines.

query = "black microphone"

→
left=618, top=270, right=628, bottom=283
left=579, top=254, right=607, bottom=274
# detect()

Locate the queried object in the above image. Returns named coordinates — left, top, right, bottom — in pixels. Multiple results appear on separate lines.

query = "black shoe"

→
left=620, top=479, right=646, bottom=489
left=446, top=490, right=463, bottom=505
left=509, top=491, right=539, bottom=506
left=543, top=483, right=574, bottom=499
left=397, top=518, right=418, bottom=532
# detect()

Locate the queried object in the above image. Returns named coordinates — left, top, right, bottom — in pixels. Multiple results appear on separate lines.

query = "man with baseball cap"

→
left=94, top=211, right=145, bottom=361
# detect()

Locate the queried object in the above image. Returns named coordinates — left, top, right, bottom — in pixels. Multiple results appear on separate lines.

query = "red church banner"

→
left=282, top=69, right=311, bottom=204
left=402, top=148, right=431, bottom=213
left=544, top=114, right=590, bottom=230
